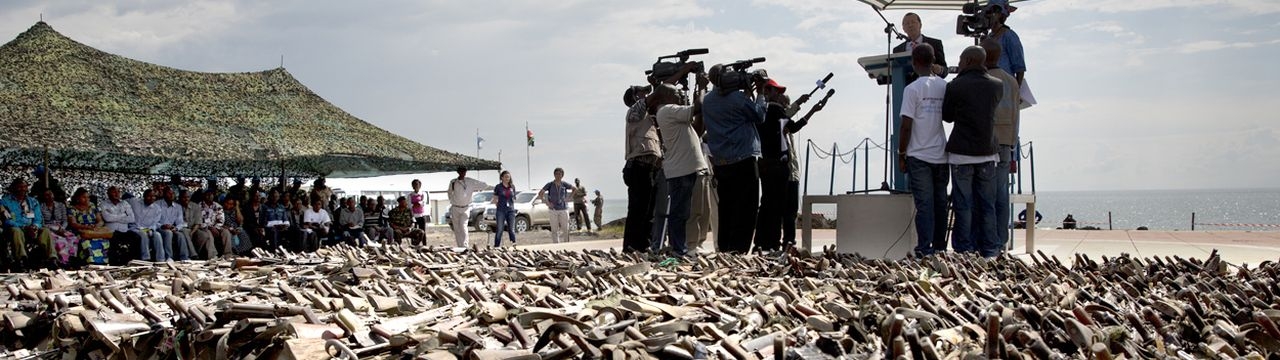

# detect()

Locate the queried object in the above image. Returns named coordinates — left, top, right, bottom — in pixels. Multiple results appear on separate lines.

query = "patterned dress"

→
left=68, top=205, right=109, bottom=265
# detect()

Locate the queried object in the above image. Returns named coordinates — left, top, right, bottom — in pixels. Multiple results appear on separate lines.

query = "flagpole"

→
left=525, top=122, right=531, bottom=189
left=476, top=128, right=480, bottom=158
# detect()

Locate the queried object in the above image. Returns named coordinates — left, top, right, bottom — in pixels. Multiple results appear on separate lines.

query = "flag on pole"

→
left=477, top=135, right=485, bottom=150
left=526, top=129, right=535, bottom=147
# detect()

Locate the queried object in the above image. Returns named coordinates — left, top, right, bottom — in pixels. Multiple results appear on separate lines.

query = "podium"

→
left=857, top=51, right=912, bottom=191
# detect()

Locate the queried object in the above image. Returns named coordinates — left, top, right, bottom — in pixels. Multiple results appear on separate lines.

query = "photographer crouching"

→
left=703, top=62, right=766, bottom=254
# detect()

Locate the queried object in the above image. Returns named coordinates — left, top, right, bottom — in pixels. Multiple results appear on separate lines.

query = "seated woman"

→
left=222, top=198, right=253, bottom=255
left=67, top=188, right=113, bottom=265
left=39, top=189, right=80, bottom=267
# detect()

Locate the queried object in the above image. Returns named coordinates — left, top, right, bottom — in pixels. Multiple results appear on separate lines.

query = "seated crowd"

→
left=1, top=173, right=428, bottom=272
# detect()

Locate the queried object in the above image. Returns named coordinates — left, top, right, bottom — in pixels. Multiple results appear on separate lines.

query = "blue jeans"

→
left=494, top=209, right=516, bottom=246
left=906, top=157, right=950, bottom=257
left=136, top=229, right=165, bottom=261
left=994, top=145, right=1013, bottom=250
left=159, top=228, right=190, bottom=261
left=950, top=161, right=998, bottom=256
left=662, top=173, right=696, bottom=256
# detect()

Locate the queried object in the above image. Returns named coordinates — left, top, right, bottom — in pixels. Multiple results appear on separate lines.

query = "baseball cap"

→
left=988, top=0, right=1017, bottom=15
left=764, top=79, right=786, bottom=93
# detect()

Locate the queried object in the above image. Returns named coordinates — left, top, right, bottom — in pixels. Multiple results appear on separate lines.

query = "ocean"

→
left=597, top=188, right=1280, bottom=231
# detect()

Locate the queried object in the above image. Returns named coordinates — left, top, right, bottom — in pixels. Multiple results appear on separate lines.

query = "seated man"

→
left=336, top=198, right=367, bottom=246
left=183, top=191, right=214, bottom=260
left=259, top=190, right=290, bottom=250
left=100, top=186, right=143, bottom=265
left=128, top=189, right=168, bottom=261
left=301, top=198, right=331, bottom=252
left=362, top=197, right=389, bottom=244
left=199, top=193, right=234, bottom=258
left=388, top=196, right=426, bottom=245
left=2, top=178, right=53, bottom=271
left=159, top=188, right=193, bottom=261
left=287, top=198, right=309, bottom=251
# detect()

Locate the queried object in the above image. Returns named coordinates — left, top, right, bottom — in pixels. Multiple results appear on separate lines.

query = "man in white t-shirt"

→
left=897, top=43, right=951, bottom=258
left=447, top=166, right=488, bottom=248
left=652, top=79, right=709, bottom=257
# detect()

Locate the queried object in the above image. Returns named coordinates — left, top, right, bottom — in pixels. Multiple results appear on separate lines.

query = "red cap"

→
left=764, top=79, right=786, bottom=93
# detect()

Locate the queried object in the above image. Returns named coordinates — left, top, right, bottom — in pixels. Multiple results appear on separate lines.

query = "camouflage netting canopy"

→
left=0, top=22, right=499, bottom=179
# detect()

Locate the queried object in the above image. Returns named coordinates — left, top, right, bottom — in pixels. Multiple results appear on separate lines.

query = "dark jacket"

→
left=943, top=68, right=1002, bottom=156
left=894, top=35, right=948, bottom=83
left=756, top=102, right=810, bottom=176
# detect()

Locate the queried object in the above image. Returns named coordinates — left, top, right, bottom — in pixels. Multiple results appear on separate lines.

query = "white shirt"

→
left=303, top=208, right=331, bottom=225
left=948, top=152, right=998, bottom=165
left=130, top=199, right=164, bottom=231
left=448, top=177, right=488, bottom=206
left=656, top=104, right=709, bottom=179
left=100, top=198, right=136, bottom=232
left=160, top=201, right=187, bottom=228
left=901, top=75, right=949, bottom=165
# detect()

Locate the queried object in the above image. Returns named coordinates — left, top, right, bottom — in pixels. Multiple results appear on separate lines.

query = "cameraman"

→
left=703, top=64, right=765, bottom=254
left=987, top=0, right=1024, bottom=84
left=622, top=84, right=660, bottom=253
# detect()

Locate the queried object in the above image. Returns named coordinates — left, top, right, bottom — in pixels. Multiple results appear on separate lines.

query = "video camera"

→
left=716, top=57, right=766, bottom=92
left=955, top=1, right=998, bottom=38
left=648, top=48, right=708, bottom=90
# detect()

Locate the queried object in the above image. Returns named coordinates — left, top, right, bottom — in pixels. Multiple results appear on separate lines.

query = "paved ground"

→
left=517, top=229, right=1280, bottom=264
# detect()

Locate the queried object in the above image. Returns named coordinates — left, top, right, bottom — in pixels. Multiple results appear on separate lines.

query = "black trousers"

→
left=754, top=161, right=788, bottom=251
left=622, top=161, right=658, bottom=252
left=572, top=203, right=591, bottom=230
left=782, top=180, right=800, bottom=246
left=714, top=158, right=759, bottom=253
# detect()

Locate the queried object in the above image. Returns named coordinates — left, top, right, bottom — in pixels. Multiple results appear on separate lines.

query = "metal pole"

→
left=1015, top=142, right=1024, bottom=194
left=525, top=122, right=531, bottom=188
left=829, top=143, right=837, bottom=196
left=1191, top=212, right=1196, bottom=231
left=1028, top=142, right=1037, bottom=194
left=863, top=139, right=870, bottom=192
left=852, top=148, right=858, bottom=193
left=1108, top=211, right=1113, bottom=230
left=803, top=141, right=811, bottom=196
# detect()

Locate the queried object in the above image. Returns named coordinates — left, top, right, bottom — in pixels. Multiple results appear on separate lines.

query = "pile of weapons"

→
left=2, top=244, right=1280, bottom=359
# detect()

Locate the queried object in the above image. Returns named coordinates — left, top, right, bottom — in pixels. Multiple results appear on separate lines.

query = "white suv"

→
left=481, top=191, right=578, bottom=233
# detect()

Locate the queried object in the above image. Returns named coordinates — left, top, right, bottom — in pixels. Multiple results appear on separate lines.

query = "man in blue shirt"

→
left=702, top=64, right=765, bottom=253
left=2, top=178, right=51, bottom=271
left=538, top=168, right=576, bottom=244
left=987, top=0, right=1025, bottom=85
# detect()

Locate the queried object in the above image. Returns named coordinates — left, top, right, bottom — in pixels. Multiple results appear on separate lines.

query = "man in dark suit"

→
left=893, top=12, right=948, bottom=83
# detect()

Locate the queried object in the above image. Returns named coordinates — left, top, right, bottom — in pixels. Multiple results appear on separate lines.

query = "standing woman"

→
left=492, top=171, right=517, bottom=247
left=410, top=179, right=429, bottom=229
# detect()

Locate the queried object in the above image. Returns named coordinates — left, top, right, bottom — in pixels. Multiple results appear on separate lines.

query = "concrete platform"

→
left=520, top=229, right=1280, bottom=265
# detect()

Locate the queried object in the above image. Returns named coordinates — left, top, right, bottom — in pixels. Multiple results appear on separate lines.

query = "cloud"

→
left=1073, top=21, right=1144, bottom=45
left=1174, top=39, right=1280, bottom=54
left=1028, top=0, right=1280, bottom=16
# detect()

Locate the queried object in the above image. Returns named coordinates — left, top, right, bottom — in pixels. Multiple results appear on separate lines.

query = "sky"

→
left=1, top=0, right=1277, bottom=197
